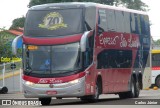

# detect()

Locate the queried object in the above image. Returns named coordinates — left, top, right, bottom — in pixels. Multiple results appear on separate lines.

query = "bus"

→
left=151, top=50, right=160, bottom=88
left=12, top=2, right=151, bottom=105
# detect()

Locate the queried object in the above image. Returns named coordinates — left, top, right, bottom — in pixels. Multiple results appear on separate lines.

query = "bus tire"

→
left=39, top=97, right=51, bottom=105
left=127, top=77, right=135, bottom=98
left=91, top=81, right=100, bottom=101
left=128, top=76, right=141, bottom=98
left=119, top=76, right=138, bottom=99
left=0, top=87, right=8, bottom=94
left=134, top=80, right=140, bottom=98
left=155, top=76, right=160, bottom=88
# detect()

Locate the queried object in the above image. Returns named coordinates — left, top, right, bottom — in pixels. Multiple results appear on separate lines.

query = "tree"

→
left=115, top=0, right=149, bottom=11
left=10, top=16, right=25, bottom=29
left=154, top=39, right=160, bottom=45
left=0, top=28, right=22, bottom=64
left=0, top=29, right=13, bottom=63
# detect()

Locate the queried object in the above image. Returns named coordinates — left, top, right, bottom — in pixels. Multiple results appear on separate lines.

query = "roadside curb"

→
left=0, top=71, right=20, bottom=81
left=144, top=88, right=150, bottom=90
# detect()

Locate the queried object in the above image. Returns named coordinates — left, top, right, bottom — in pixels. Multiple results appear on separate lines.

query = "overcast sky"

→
left=0, top=0, right=159, bottom=40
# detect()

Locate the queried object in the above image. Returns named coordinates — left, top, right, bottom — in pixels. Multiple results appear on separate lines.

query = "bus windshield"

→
left=152, top=53, right=160, bottom=67
left=23, top=43, right=81, bottom=76
left=24, top=9, right=83, bottom=37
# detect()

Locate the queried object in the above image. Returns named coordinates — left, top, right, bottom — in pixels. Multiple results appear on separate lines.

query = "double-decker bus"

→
left=12, top=2, right=151, bottom=105
left=151, top=50, right=160, bottom=88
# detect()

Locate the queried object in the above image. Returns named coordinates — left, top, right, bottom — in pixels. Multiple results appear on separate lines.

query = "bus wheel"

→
left=127, top=77, right=135, bottom=98
left=92, top=81, right=100, bottom=100
left=134, top=80, right=140, bottom=98
left=39, top=97, right=51, bottom=105
left=119, top=77, right=138, bottom=99
left=155, top=76, right=160, bottom=88
left=90, top=80, right=101, bottom=101
left=128, top=76, right=141, bottom=98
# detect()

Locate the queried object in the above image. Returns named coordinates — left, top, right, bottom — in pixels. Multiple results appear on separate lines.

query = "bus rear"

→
left=152, top=50, right=160, bottom=88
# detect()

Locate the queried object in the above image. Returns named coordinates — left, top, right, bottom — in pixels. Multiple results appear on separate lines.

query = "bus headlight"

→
left=25, top=81, right=35, bottom=86
left=69, top=79, right=80, bottom=84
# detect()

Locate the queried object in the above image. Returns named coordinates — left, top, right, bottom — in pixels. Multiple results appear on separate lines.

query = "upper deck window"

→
left=24, top=8, right=83, bottom=37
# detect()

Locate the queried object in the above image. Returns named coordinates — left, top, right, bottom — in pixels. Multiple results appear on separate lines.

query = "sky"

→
left=0, top=0, right=159, bottom=40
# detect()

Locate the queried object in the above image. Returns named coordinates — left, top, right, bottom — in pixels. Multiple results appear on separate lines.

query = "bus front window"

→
left=51, top=43, right=80, bottom=73
left=24, top=9, right=83, bottom=37
left=24, top=43, right=81, bottom=76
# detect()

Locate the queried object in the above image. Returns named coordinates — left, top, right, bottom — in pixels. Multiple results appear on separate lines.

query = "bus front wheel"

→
left=39, top=97, right=51, bottom=105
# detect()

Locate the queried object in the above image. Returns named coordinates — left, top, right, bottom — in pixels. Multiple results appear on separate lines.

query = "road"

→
left=0, top=74, right=21, bottom=93
left=0, top=73, right=160, bottom=107
left=0, top=89, right=160, bottom=108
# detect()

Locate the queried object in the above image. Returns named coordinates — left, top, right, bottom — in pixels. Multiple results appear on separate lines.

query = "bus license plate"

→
left=46, top=91, right=57, bottom=95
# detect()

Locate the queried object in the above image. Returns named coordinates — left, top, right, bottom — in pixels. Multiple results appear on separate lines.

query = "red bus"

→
left=12, top=2, right=151, bottom=105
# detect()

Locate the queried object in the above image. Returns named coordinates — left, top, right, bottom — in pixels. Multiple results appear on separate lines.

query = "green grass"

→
left=0, top=61, right=22, bottom=74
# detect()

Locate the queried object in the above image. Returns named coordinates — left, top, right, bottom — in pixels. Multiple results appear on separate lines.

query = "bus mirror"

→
left=12, top=35, right=22, bottom=55
left=80, top=31, right=90, bottom=52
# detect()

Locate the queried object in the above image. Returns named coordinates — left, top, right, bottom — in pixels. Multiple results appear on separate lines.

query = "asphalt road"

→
left=0, top=74, right=21, bottom=93
left=0, top=74, right=160, bottom=107
left=0, top=89, right=160, bottom=108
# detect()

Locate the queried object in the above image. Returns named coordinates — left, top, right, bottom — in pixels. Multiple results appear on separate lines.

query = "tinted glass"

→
left=152, top=54, right=160, bottom=67
left=23, top=43, right=81, bottom=75
left=97, top=50, right=132, bottom=69
left=24, top=9, right=83, bottom=37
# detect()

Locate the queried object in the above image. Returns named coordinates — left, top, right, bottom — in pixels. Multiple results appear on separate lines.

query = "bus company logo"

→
left=38, top=79, right=48, bottom=84
left=49, top=79, right=62, bottom=84
left=39, top=12, right=67, bottom=30
left=38, top=78, right=62, bottom=84
left=99, top=33, right=139, bottom=48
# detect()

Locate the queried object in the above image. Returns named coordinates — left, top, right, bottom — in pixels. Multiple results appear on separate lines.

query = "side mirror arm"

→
left=12, top=35, right=22, bottom=55
left=80, top=31, right=93, bottom=52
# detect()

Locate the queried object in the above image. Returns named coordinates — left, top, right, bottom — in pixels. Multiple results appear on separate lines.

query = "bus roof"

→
left=30, top=2, right=148, bottom=15
left=152, top=50, right=160, bottom=54
left=96, top=3, right=147, bottom=15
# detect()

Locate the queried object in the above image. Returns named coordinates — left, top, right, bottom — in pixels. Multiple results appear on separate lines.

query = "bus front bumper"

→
left=23, top=77, right=85, bottom=98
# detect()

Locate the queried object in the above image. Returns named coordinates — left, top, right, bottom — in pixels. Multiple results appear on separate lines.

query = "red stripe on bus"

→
left=23, top=34, right=82, bottom=45
left=23, top=72, right=85, bottom=84
left=152, top=67, right=160, bottom=70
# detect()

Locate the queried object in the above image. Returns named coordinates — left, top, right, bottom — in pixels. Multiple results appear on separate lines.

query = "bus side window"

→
left=106, top=9, right=116, bottom=32
left=97, top=50, right=132, bottom=69
left=98, top=9, right=107, bottom=35
left=123, top=12, right=131, bottom=33
left=115, top=10, right=125, bottom=33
